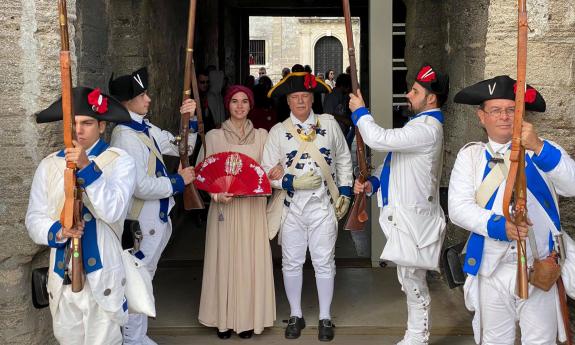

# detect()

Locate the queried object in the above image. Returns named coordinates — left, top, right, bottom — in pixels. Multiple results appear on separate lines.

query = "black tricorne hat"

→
left=453, top=75, right=546, bottom=112
left=267, top=72, right=331, bottom=98
left=108, top=67, right=148, bottom=102
left=36, top=87, right=131, bottom=123
left=414, top=64, right=449, bottom=105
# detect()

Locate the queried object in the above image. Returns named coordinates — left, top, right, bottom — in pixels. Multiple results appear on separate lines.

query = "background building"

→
left=248, top=16, right=361, bottom=84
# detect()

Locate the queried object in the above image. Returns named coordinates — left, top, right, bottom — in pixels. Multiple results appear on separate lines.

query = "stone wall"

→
left=75, top=0, right=109, bottom=90
left=441, top=0, right=491, bottom=245
left=145, top=0, right=189, bottom=133
left=78, top=0, right=190, bottom=131
left=0, top=0, right=76, bottom=343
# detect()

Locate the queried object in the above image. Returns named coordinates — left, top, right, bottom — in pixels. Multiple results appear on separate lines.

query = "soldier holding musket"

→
left=26, top=87, right=136, bottom=344
left=109, top=67, right=197, bottom=345
left=351, top=65, right=449, bottom=345
left=449, top=75, right=575, bottom=344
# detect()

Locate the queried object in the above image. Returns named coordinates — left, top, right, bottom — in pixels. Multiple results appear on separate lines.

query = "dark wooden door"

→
left=314, top=36, right=343, bottom=77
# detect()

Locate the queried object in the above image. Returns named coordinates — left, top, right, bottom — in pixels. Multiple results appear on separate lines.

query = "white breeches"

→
left=138, top=218, right=172, bottom=276
left=397, top=266, right=430, bottom=345
left=53, top=283, right=123, bottom=345
left=281, top=199, right=338, bottom=279
left=479, top=262, right=558, bottom=345
left=125, top=217, right=171, bottom=344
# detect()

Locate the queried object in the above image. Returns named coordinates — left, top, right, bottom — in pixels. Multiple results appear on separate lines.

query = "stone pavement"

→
left=149, top=266, right=476, bottom=344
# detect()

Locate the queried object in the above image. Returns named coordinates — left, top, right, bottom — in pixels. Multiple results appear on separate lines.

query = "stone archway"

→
left=314, top=36, right=343, bottom=77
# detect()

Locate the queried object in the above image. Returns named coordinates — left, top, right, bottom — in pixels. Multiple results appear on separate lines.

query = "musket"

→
left=177, top=0, right=205, bottom=210
left=342, top=0, right=370, bottom=231
left=58, top=0, right=84, bottom=292
left=502, top=0, right=529, bottom=300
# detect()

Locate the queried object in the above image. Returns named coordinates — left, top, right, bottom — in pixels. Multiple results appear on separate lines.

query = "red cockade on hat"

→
left=304, top=73, right=318, bottom=90
left=416, top=65, right=436, bottom=83
left=87, top=88, right=108, bottom=114
left=513, top=83, right=536, bottom=104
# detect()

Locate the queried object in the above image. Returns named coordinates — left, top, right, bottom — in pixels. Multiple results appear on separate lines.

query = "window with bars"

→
left=249, top=40, right=266, bottom=65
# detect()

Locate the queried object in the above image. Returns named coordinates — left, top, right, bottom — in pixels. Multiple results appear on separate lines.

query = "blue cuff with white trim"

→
left=47, top=221, right=66, bottom=248
left=339, top=186, right=352, bottom=197
left=169, top=174, right=185, bottom=194
left=351, top=107, right=371, bottom=126
left=367, top=176, right=380, bottom=195
left=282, top=174, right=295, bottom=192
left=76, top=161, right=102, bottom=188
left=532, top=140, right=561, bottom=172
left=487, top=214, right=509, bottom=242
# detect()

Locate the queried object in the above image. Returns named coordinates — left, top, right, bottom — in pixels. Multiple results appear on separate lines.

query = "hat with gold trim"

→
left=267, top=72, right=331, bottom=98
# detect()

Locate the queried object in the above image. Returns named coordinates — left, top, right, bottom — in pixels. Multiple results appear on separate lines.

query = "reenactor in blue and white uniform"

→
left=109, top=67, right=197, bottom=345
left=449, top=75, right=575, bottom=344
left=261, top=72, right=353, bottom=342
left=351, top=65, right=449, bottom=345
left=26, top=87, right=136, bottom=345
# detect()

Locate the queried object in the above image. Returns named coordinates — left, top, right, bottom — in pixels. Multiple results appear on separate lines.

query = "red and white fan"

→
left=194, top=151, right=271, bottom=196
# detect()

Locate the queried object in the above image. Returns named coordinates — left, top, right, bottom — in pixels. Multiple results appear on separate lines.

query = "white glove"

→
left=335, top=195, right=351, bottom=220
left=292, top=171, right=322, bottom=190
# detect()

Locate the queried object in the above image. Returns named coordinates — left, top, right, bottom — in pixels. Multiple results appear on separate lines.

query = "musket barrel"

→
left=58, top=0, right=84, bottom=292
left=502, top=0, right=529, bottom=300
left=180, top=0, right=204, bottom=210
left=342, top=0, right=369, bottom=231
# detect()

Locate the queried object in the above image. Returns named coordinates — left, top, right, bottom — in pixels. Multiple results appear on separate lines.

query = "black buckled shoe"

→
left=285, top=316, right=306, bottom=339
left=216, top=329, right=232, bottom=339
left=318, top=319, right=335, bottom=341
left=238, top=330, right=254, bottom=339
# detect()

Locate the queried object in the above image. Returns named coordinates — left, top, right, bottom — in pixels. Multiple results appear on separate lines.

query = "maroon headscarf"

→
left=224, top=85, right=254, bottom=111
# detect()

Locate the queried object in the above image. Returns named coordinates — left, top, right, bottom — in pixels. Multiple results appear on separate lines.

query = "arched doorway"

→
left=314, top=36, right=343, bottom=77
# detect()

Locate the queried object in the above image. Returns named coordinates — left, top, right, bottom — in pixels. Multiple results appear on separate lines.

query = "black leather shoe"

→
left=318, top=319, right=334, bottom=341
left=285, top=316, right=306, bottom=339
left=238, top=330, right=253, bottom=339
left=216, top=329, right=232, bottom=339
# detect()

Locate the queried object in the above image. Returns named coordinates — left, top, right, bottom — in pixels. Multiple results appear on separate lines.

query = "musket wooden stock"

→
left=502, top=0, right=529, bottom=300
left=179, top=0, right=204, bottom=210
left=342, top=0, right=369, bottom=231
left=58, top=0, right=84, bottom=292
